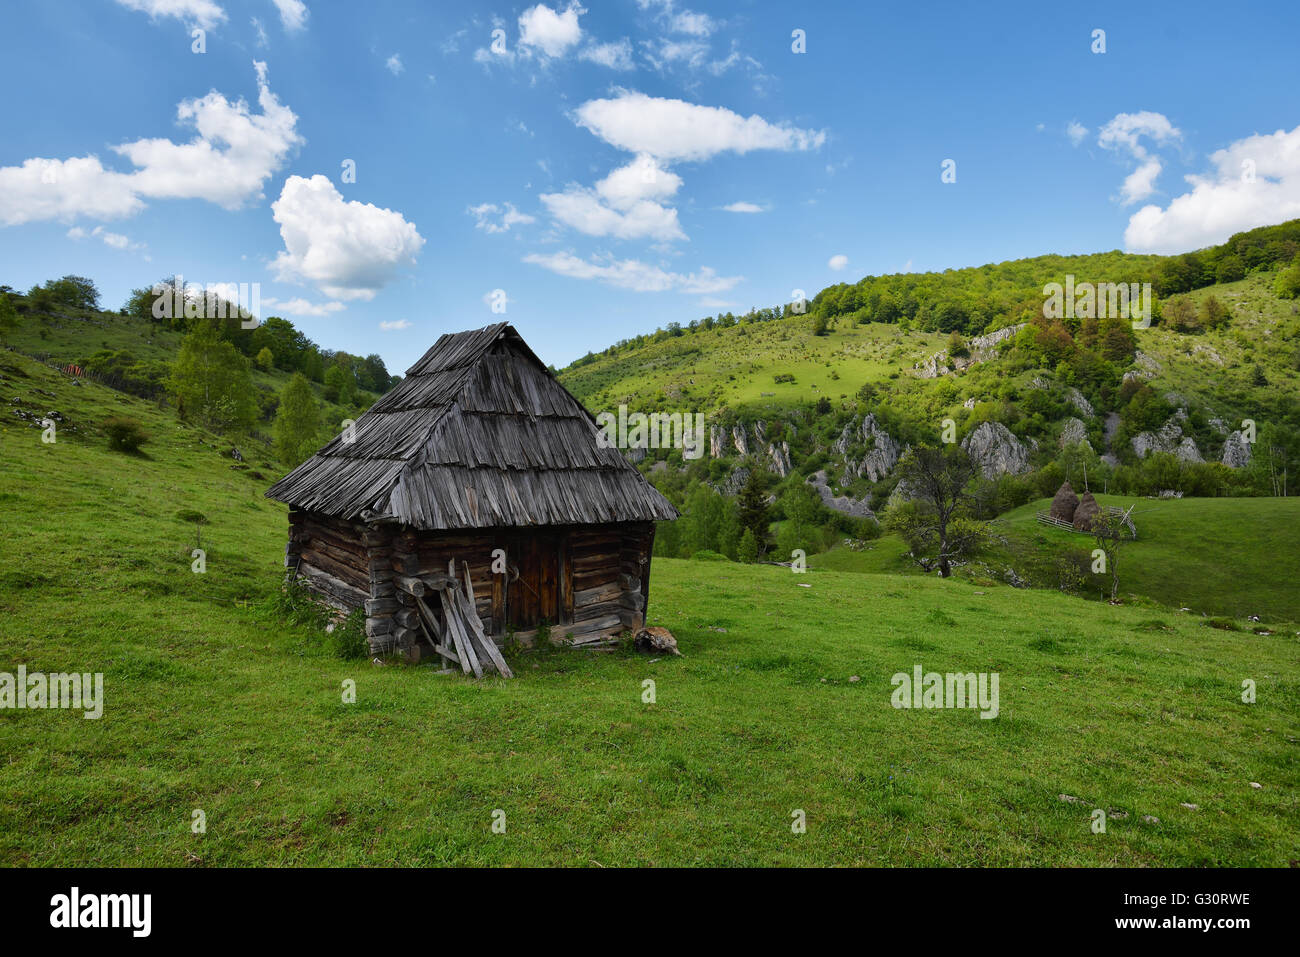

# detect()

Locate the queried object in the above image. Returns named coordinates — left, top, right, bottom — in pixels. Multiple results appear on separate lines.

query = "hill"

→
left=811, top=494, right=1300, bottom=624
left=0, top=350, right=1295, bottom=865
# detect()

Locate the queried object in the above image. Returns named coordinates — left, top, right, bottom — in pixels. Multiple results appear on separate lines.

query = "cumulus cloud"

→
left=721, top=201, right=764, bottom=213
left=574, top=90, right=825, bottom=162
left=518, top=2, right=584, bottom=58
left=379, top=319, right=411, bottom=330
left=540, top=155, right=685, bottom=241
left=271, top=174, right=425, bottom=301
left=113, top=61, right=302, bottom=208
left=114, top=0, right=226, bottom=29
left=0, top=158, right=142, bottom=225
left=0, top=63, right=299, bottom=226
left=1120, top=158, right=1163, bottom=206
left=261, top=296, right=346, bottom=317
left=828, top=254, right=848, bottom=270
left=467, top=201, right=537, bottom=233
left=385, top=53, right=404, bottom=75
left=1066, top=120, right=1088, bottom=146
left=524, top=251, right=740, bottom=293
left=270, top=0, right=308, bottom=31
left=1125, top=123, right=1300, bottom=254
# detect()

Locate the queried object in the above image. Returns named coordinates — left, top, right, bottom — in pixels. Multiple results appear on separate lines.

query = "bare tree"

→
left=1091, top=504, right=1136, bottom=602
left=893, top=444, right=981, bottom=577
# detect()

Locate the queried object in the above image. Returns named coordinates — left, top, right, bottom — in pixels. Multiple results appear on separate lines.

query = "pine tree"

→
left=736, top=468, right=770, bottom=557
left=737, top=528, right=758, bottom=564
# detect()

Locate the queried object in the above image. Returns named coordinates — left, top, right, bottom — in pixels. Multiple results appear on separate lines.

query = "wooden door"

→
left=506, top=533, right=562, bottom=629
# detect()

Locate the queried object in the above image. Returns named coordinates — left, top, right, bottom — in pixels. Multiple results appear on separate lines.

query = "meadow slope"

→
left=0, top=352, right=1296, bottom=866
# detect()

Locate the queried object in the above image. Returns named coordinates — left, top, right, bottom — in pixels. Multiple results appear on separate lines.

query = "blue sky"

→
left=2, top=0, right=1298, bottom=372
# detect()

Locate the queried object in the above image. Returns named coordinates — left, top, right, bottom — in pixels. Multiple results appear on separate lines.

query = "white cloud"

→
left=271, top=174, right=425, bottom=301
left=1098, top=111, right=1181, bottom=159
left=467, top=201, right=537, bottom=233
left=539, top=155, right=685, bottom=241
left=261, top=296, right=346, bottom=316
left=828, top=254, right=848, bottom=270
left=579, top=39, right=634, bottom=70
left=67, top=224, right=145, bottom=253
left=518, top=3, right=584, bottom=58
left=594, top=155, right=683, bottom=208
left=1097, top=111, right=1182, bottom=208
left=251, top=16, right=268, bottom=46
left=525, top=251, right=739, bottom=293
left=385, top=53, right=404, bottom=75
left=0, top=157, right=142, bottom=225
left=1125, top=123, right=1300, bottom=254
left=1119, top=158, right=1163, bottom=205
left=112, top=61, right=302, bottom=209
left=574, top=90, right=824, bottom=162
left=0, top=63, right=298, bottom=225
left=721, top=201, right=764, bottom=213
left=270, top=0, right=308, bottom=31
left=637, top=0, right=715, bottom=37
left=1066, top=120, right=1088, bottom=146
left=379, top=319, right=411, bottom=330
left=114, top=0, right=226, bottom=29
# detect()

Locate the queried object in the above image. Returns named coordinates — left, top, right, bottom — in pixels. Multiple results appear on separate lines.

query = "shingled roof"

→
left=266, top=322, right=679, bottom=529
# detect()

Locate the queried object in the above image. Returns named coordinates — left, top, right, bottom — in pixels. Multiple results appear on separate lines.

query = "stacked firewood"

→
left=403, top=559, right=514, bottom=678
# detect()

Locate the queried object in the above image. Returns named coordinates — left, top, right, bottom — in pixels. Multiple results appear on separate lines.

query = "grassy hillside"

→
left=561, top=317, right=947, bottom=412
left=560, top=271, right=1300, bottom=425
left=1, top=351, right=1296, bottom=866
left=812, top=495, right=1300, bottom=624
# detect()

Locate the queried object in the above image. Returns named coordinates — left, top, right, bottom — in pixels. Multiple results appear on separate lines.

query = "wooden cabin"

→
left=266, top=322, right=679, bottom=659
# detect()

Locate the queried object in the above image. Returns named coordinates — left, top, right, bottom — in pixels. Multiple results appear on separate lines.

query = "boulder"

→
left=635, top=627, right=681, bottom=656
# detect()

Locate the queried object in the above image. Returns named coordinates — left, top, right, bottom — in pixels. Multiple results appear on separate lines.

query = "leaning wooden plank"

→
left=458, top=560, right=512, bottom=677
left=453, top=577, right=513, bottom=678
left=440, top=585, right=482, bottom=678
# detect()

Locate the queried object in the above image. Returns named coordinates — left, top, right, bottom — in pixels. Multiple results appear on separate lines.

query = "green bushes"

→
left=102, top=416, right=148, bottom=453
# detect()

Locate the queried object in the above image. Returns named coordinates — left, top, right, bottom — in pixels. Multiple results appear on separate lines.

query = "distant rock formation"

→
left=807, top=470, right=876, bottom=519
left=962, top=421, right=1032, bottom=478
left=1131, top=409, right=1202, bottom=462
left=833, top=412, right=902, bottom=482
left=1222, top=430, right=1253, bottom=468
left=1064, top=387, right=1095, bottom=418
left=1058, top=417, right=1091, bottom=451
left=914, top=323, right=1026, bottom=378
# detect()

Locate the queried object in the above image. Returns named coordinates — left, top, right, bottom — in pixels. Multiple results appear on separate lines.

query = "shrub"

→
left=329, top=609, right=368, bottom=659
left=103, top=416, right=148, bottom=453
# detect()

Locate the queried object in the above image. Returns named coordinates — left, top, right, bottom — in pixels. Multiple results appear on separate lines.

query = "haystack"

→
left=1072, top=491, right=1101, bottom=532
left=1049, top=481, right=1080, bottom=523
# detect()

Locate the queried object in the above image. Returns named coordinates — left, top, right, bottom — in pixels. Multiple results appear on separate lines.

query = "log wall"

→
left=287, top=512, right=659, bottom=655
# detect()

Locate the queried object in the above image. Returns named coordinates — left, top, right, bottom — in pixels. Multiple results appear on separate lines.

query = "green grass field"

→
left=1, top=352, right=1297, bottom=866
left=811, top=495, right=1300, bottom=624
